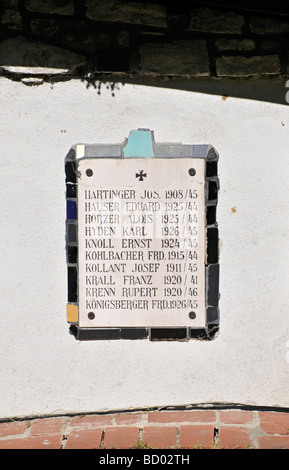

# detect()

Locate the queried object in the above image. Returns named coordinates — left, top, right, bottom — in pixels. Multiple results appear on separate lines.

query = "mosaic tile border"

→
left=65, top=130, right=219, bottom=341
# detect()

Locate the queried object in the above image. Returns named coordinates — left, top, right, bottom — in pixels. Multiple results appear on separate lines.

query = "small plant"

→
left=131, top=439, right=152, bottom=449
left=190, top=442, right=203, bottom=449
left=211, top=440, right=222, bottom=449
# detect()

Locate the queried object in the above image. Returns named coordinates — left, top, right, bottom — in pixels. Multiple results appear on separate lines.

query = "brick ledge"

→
left=1, top=407, right=289, bottom=449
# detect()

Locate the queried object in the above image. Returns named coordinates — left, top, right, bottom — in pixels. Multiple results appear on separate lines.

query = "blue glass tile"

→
left=67, top=200, right=77, bottom=220
left=123, top=130, right=154, bottom=158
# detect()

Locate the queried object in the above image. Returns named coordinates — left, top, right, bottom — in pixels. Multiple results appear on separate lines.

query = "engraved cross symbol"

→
left=136, top=170, right=147, bottom=181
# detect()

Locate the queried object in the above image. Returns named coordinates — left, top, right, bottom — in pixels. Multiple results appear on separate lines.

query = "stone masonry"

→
left=0, top=1, right=289, bottom=80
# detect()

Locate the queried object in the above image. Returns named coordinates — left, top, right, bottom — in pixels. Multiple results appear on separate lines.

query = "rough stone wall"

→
left=0, top=1, right=289, bottom=81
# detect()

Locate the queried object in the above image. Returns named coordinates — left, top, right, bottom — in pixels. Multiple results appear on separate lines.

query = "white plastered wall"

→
left=1, top=77, right=289, bottom=419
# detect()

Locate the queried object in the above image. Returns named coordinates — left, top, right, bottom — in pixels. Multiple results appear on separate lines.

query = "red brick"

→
left=103, top=427, right=139, bottom=449
left=0, top=421, right=27, bottom=438
left=259, top=411, right=289, bottom=435
left=70, top=414, right=113, bottom=428
left=114, top=413, right=143, bottom=425
left=148, top=410, right=216, bottom=424
left=259, top=435, right=289, bottom=449
left=220, top=410, right=254, bottom=425
left=219, top=426, right=252, bottom=449
left=179, top=425, right=214, bottom=449
left=30, top=417, right=66, bottom=436
left=65, top=428, right=102, bottom=449
left=142, top=426, right=177, bottom=449
left=0, top=434, right=62, bottom=449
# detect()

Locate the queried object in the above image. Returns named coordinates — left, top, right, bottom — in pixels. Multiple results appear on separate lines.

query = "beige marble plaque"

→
left=77, top=157, right=206, bottom=327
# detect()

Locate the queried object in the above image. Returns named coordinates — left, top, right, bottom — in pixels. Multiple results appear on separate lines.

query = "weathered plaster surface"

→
left=1, top=77, right=289, bottom=418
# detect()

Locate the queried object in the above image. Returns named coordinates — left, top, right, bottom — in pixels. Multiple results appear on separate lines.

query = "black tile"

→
left=68, top=266, right=77, bottom=302
left=206, top=205, right=216, bottom=225
left=190, top=328, right=210, bottom=340
left=207, top=227, right=219, bottom=264
left=66, top=148, right=76, bottom=160
left=208, top=180, right=218, bottom=201
left=69, top=324, right=78, bottom=338
left=75, top=328, right=121, bottom=340
left=150, top=328, right=188, bottom=340
left=65, top=161, right=77, bottom=183
left=206, top=264, right=219, bottom=306
left=206, top=161, right=218, bottom=177
left=120, top=328, right=148, bottom=339
left=66, top=183, right=77, bottom=198
left=67, top=245, right=78, bottom=264
left=207, top=323, right=219, bottom=339
left=207, top=306, right=219, bottom=323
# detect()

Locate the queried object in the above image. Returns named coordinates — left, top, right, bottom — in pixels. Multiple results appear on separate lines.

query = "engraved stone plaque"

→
left=77, top=158, right=205, bottom=328
left=65, top=130, right=220, bottom=341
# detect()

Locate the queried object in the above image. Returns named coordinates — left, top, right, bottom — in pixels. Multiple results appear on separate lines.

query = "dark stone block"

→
left=0, top=36, right=85, bottom=69
left=30, top=18, right=59, bottom=37
left=24, top=0, right=74, bottom=16
left=216, top=54, right=280, bottom=77
left=189, top=8, right=244, bottom=34
left=86, top=0, right=167, bottom=27
left=140, top=40, right=209, bottom=75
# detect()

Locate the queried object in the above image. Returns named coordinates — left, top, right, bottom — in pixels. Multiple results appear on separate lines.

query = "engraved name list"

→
left=77, top=158, right=206, bottom=328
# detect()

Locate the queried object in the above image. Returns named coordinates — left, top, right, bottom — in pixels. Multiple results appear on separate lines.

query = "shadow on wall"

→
left=76, top=73, right=288, bottom=105
left=82, top=78, right=125, bottom=97
left=94, top=75, right=289, bottom=105
left=3, top=67, right=288, bottom=106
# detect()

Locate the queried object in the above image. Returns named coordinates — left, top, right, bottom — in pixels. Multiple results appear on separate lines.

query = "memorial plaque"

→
left=65, top=130, right=220, bottom=341
left=78, top=157, right=205, bottom=328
